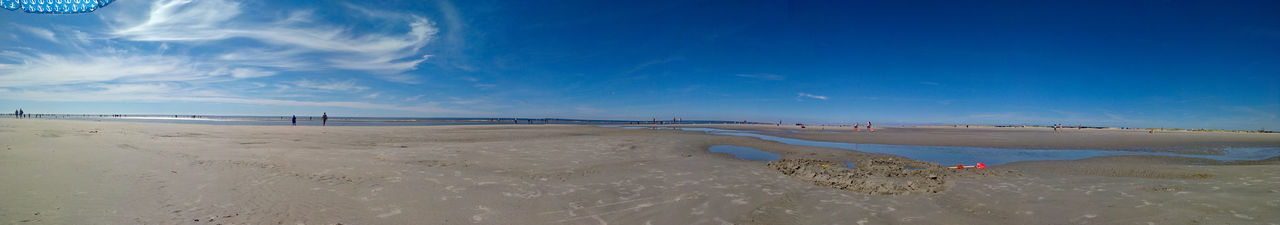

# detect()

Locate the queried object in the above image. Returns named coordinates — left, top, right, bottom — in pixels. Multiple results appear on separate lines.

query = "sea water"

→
left=676, top=127, right=1280, bottom=166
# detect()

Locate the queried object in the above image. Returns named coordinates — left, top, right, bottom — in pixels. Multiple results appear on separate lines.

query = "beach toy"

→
left=2, top=0, right=113, bottom=14
left=954, top=163, right=987, bottom=170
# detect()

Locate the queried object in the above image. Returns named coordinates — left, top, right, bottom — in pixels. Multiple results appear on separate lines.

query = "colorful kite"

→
left=2, top=0, right=113, bottom=14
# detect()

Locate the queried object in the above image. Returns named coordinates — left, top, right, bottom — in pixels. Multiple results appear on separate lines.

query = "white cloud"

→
left=364, top=92, right=381, bottom=99
left=290, top=80, right=369, bottom=92
left=110, top=0, right=438, bottom=77
left=211, top=67, right=277, bottom=79
left=0, top=50, right=207, bottom=87
left=0, top=86, right=471, bottom=115
left=736, top=73, right=785, bottom=81
left=797, top=92, right=828, bottom=100
left=14, top=25, right=57, bottom=42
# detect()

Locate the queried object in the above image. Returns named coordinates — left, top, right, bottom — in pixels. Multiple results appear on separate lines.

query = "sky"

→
left=1, top=0, right=1278, bottom=130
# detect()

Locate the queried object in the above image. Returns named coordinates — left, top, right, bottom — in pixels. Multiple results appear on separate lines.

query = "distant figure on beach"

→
left=322, top=113, right=328, bottom=126
left=854, top=122, right=861, bottom=132
left=292, top=115, right=297, bottom=126
left=1053, top=124, right=1058, bottom=133
left=867, top=121, right=874, bottom=132
left=19, top=109, right=23, bottom=118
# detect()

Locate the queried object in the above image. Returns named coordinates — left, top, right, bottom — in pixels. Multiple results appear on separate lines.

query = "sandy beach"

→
left=3, top=119, right=1279, bottom=224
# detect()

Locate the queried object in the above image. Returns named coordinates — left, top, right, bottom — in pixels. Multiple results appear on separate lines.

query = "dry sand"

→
left=2, top=119, right=1279, bottom=224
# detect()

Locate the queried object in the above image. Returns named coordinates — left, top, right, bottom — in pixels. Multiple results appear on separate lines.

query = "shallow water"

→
left=708, top=145, right=781, bottom=161
left=678, top=128, right=1280, bottom=166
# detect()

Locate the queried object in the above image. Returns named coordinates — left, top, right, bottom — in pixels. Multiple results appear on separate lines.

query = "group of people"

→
left=288, top=113, right=328, bottom=126
left=12, top=109, right=23, bottom=118
left=854, top=121, right=873, bottom=132
left=1049, top=124, right=1080, bottom=132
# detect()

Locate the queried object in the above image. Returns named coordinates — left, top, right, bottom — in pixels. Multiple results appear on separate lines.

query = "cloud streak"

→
left=110, top=0, right=438, bottom=78
left=14, top=25, right=57, bottom=42
left=736, top=73, right=785, bottom=81
left=289, top=80, right=370, bottom=92
left=797, top=92, right=828, bottom=100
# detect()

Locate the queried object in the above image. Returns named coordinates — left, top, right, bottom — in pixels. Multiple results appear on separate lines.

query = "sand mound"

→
left=767, top=158, right=1018, bottom=195
left=766, top=158, right=948, bottom=195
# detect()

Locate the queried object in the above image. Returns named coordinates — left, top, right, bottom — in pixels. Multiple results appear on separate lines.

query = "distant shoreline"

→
left=3, top=113, right=1273, bottom=133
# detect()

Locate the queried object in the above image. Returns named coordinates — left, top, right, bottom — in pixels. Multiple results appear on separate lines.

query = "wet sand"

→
left=673, top=124, right=1280, bottom=154
left=2, top=119, right=1278, bottom=224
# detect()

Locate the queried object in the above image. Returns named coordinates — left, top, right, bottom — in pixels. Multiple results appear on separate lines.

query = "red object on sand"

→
left=975, top=163, right=986, bottom=169
left=956, top=164, right=964, bottom=170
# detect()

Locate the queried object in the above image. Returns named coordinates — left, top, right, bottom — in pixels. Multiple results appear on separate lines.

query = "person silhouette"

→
left=322, top=113, right=328, bottom=126
left=292, top=115, right=297, bottom=126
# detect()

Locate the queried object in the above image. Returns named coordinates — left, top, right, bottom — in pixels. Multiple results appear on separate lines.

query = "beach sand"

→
left=2, top=119, right=1279, bottom=224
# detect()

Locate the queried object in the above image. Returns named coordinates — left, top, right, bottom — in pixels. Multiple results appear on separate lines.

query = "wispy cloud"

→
left=620, top=56, right=681, bottom=76
left=0, top=83, right=473, bottom=115
left=920, top=81, right=940, bottom=86
left=0, top=50, right=208, bottom=87
left=210, top=67, right=277, bottom=79
left=14, top=25, right=56, bottom=42
left=290, top=80, right=369, bottom=92
left=405, top=95, right=425, bottom=101
left=736, top=73, right=785, bottom=81
left=109, top=0, right=438, bottom=79
left=797, top=92, right=828, bottom=100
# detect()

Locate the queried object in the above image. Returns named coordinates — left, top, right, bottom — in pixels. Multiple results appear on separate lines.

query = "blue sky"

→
left=1, top=0, right=1277, bottom=130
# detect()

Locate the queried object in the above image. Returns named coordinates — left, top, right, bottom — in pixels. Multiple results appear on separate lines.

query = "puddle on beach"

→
left=708, top=145, right=782, bottom=161
left=629, top=127, right=1280, bottom=166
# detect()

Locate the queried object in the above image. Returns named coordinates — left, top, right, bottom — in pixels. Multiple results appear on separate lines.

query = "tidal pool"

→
left=679, top=128, right=1280, bottom=166
left=708, top=145, right=782, bottom=161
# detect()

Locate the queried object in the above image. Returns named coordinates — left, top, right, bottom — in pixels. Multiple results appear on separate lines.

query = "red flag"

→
left=956, top=164, right=964, bottom=170
left=975, top=163, right=986, bottom=169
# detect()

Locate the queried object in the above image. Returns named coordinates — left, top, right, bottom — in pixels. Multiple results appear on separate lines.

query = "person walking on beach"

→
left=18, top=109, right=23, bottom=119
left=867, top=121, right=874, bottom=132
left=292, top=115, right=297, bottom=126
left=322, top=113, right=328, bottom=126
left=854, top=122, right=861, bottom=132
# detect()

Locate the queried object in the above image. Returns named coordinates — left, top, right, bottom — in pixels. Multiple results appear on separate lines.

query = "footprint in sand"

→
left=471, top=205, right=491, bottom=223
